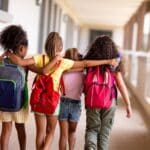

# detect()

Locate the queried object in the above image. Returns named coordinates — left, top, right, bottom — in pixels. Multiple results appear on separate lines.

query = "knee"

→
left=60, top=131, right=68, bottom=138
left=15, top=123, right=25, bottom=130
left=15, top=123, right=26, bottom=134
left=36, top=131, right=45, bottom=140
left=69, top=125, right=76, bottom=134
left=46, top=127, right=55, bottom=137
left=101, top=117, right=114, bottom=129
left=2, top=122, right=12, bottom=133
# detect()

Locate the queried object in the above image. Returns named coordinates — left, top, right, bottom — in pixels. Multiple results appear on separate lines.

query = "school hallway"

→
left=0, top=0, right=150, bottom=150
left=5, top=82, right=150, bottom=150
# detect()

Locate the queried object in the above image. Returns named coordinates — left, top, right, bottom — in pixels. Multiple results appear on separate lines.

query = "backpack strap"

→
left=32, top=55, right=45, bottom=86
left=42, top=55, right=45, bottom=66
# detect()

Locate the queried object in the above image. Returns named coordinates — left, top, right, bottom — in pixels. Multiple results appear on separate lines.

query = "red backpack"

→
left=84, top=66, right=117, bottom=109
left=30, top=55, right=61, bottom=114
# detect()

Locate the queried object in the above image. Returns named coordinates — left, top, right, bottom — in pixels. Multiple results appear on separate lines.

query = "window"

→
left=0, top=0, right=12, bottom=23
left=142, top=12, right=150, bottom=51
left=145, top=58, right=150, bottom=104
left=130, top=23, right=138, bottom=86
left=53, top=4, right=57, bottom=31
left=0, top=0, right=9, bottom=11
left=90, top=30, right=112, bottom=44
left=132, top=23, right=138, bottom=51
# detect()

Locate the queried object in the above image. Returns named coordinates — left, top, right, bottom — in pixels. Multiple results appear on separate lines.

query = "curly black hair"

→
left=0, top=25, right=28, bottom=52
left=84, top=35, right=123, bottom=72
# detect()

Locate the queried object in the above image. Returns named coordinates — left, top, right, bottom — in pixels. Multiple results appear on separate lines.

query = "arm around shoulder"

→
left=71, top=59, right=118, bottom=69
left=8, top=52, right=35, bottom=66
left=42, top=55, right=62, bottom=74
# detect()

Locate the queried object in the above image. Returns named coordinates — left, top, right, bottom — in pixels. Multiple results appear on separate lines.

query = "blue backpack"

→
left=0, top=59, right=26, bottom=112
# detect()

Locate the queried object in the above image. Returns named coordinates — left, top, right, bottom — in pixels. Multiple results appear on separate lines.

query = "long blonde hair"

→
left=45, top=32, right=63, bottom=59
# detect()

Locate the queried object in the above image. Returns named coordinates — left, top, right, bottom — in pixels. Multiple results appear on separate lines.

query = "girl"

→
left=84, top=35, right=132, bottom=150
left=7, top=32, right=118, bottom=150
left=59, top=48, right=84, bottom=150
left=0, top=25, right=29, bottom=150
left=0, top=25, right=58, bottom=150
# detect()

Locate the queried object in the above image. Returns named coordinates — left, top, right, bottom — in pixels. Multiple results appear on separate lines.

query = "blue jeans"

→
left=85, top=100, right=116, bottom=150
left=59, top=97, right=81, bottom=122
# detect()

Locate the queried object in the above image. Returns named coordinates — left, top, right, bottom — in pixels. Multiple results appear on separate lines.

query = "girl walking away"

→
left=59, top=48, right=84, bottom=150
left=0, top=25, right=29, bottom=150
left=84, top=35, right=132, bottom=150
left=7, top=32, right=118, bottom=150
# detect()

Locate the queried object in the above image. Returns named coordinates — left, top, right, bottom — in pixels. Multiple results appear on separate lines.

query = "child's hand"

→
left=0, top=51, right=9, bottom=61
left=54, top=55, right=62, bottom=65
left=126, top=105, right=132, bottom=118
left=55, top=55, right=62, bottom=61
left=109, top=59, right=119, bottom=67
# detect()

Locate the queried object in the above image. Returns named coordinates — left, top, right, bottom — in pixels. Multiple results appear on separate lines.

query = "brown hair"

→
left=45, top=32, right=63, bottom=59
left=64, top=48, right=81, bottom=61
left=84, top=35, right=123, bottom=73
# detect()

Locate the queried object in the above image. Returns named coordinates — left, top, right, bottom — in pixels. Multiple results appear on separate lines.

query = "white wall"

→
left=72, top=25, right=79, bottom=48
left=78, top=27, right=90, bottom=55
left=0, top=0, right=85, bottom=56
left=59, top=10, right=80, bottom=53
left=60, top=12, right=67, bottom=52
left=112, top=27, right=124, bottom=49
left=0, top=0, right=41, bottom=55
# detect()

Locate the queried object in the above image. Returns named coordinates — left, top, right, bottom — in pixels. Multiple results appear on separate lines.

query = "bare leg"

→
left=59, top=120, right=69, bottom=150
left=43, top=115, right=57, bottom=150
left=15, top=123, right=26, bottom=150
left=68, top=122, right=77, bottom=150
left=34, top=114, right=46, bottom=150
left=1, top=122, right=12, bottom=150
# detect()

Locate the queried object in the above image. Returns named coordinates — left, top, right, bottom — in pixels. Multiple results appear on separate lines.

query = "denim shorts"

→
left=59, top=97, right=81, bottom=122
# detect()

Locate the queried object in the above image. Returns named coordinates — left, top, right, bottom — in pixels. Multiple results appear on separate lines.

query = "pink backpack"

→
left=84, top=66, right=116, bottom=109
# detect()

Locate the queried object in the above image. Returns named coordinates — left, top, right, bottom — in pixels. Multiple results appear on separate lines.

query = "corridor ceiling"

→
left=63, top=0, right=145, bottom=28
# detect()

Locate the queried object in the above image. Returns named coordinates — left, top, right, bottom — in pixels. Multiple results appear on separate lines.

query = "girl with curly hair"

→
left=84, top=35, right=132, bottom=150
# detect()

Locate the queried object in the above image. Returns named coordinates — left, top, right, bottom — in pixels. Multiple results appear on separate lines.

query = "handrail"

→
left=122, top=50, right=150, bottom=58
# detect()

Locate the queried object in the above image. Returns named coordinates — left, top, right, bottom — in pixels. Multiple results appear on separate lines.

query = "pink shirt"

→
left=62, top=71, right=84, bottom=100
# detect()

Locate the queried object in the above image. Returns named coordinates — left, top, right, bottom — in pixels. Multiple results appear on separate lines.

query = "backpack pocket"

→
left=0, top=79, right=18, bottom=111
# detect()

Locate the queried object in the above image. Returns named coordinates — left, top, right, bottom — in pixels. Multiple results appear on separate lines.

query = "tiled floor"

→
left=1, top=73, right=150, bottom=150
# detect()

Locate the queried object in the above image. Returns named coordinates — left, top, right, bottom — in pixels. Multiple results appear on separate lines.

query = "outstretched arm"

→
left=28, top=65, right=44, bottom=74
left=42, top=58, right=118, bottom=74
left=115, top=72, right=132, bottom=118
left=72, top=59, right=118, bottom=69
left=28, top=56, right=61, bottom=74
left=7, top=52, right=61, bottom=74
left=7, top=52, right=35, bottom=66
